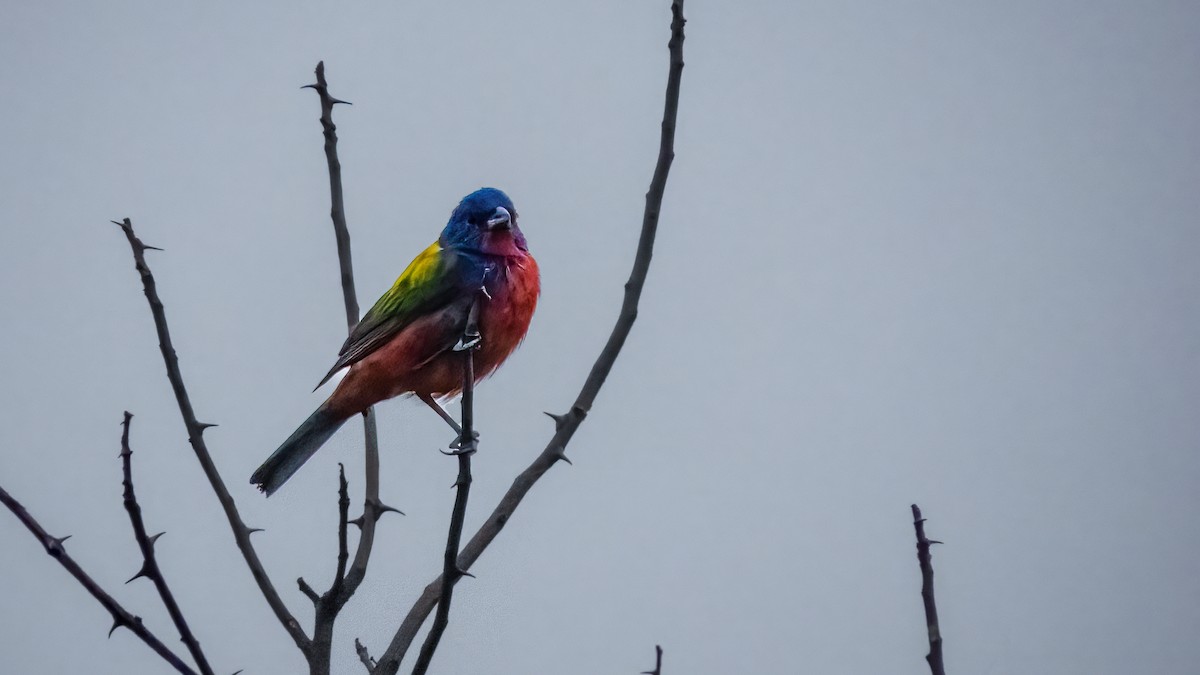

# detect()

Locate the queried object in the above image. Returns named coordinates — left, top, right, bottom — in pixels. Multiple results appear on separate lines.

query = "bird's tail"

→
left=250, top=406, right=347, bottom=496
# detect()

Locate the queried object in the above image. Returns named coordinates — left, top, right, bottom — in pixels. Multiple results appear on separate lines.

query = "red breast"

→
left=327, top=253, right=540, bottom=417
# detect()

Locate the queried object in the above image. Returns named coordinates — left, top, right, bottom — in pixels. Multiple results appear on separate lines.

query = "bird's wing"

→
left=315, top=242, right=469, bottom=388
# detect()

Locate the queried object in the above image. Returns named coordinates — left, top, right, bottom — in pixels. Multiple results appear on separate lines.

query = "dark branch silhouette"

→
left=356, top=638, right=377, bottom=672
left=113, top=217, right=311, bottom=652
left=0, top=484, right=199, bottom=675
left=410, top=301, right=482, bottom=675
left=911, top=504, right=946, bottom=675
left=120, top=412, right=215, bottom=675
left=641, top=645, right=664, bottom=675
left=370, top=2, right=687, bottom=671
left=303, top=60, right=394, bottom=673
left=6, top=4, right=689, bottom=670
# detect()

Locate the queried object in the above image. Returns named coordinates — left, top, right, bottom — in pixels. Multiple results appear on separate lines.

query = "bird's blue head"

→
left=441, top=187, right=528, bottom=256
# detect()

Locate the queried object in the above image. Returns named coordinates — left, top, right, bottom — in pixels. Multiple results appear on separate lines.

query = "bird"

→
left=250, top=187, right=540, bottom=495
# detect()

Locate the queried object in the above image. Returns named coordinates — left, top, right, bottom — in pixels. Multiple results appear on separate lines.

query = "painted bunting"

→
left=250, top=187, right=539, bottom=495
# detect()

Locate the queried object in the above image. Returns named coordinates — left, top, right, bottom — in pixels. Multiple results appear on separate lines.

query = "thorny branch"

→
left=911, top=504, right=946, bottom=675
left=0, top=484, right=198, bottom=675
left=369, top=2, right=687, bottom=672
left=410, top=302, right=482, bottom=675
left=303, top=59, right=394, bottom=673
left=112, top=217, right=310, bottom=652
left=120, top=412, right=215, bottom=675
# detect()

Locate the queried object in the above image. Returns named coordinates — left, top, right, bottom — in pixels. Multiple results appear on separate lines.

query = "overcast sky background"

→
left=1, top=1, right=1198, bottom=674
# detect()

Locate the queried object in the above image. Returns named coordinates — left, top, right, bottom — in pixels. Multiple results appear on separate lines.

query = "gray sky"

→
left=2, top=1, right=1198, bottom=674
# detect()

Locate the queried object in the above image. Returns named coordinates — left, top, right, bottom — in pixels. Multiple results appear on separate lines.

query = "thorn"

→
left=244, top=526, right=264, bottom=536
left=50, top=534, right=72, bottom=549
left=142, top=245, right=164, bottom=252
left=929, top=540, right=944, bottom=545
left=232, top=671, right=244, bottom=675
left=349, top=498, right=407, bottom=528
left=375, top=502, right=405, bottom=517
left=110, top=220, right=124, bottom=227
left=543, top=411, right=568, bottom=430
left=125, top=565, right=151, bottom=584
left=552, top=451, right=573, bottom=466
left=330, top=97, right=353, bottom=106
left=148, top=532, right=165, bottom=547
left=300, top=83, right=318, bottom=90
left=108, top=619, right=122, bottom=638
left=194, top=421, right=218, bottom=431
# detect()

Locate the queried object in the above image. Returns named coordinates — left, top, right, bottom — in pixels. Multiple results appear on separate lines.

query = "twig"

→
left=355, top=638, right=377, bottom=672
left=334, top=463, right=351, bottom=586
left=410, top=303, right=481, bottom=675
left=370, top=2, right=686, bottom=672
left=120, top=412, right=215, bottom=675
left=0, top=484, right=198, bottom=675
left=641, top=645, right=663, bottom=675
left=111, top=217, right=310, bottom=652
left=303, top=60, right=388, bottom=671
left=911, top=504, right=946, bottom=675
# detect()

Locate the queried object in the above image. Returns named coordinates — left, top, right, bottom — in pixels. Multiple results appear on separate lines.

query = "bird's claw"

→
left=453, top=333, right=482, bottom=351
left=447, top=430, right=480, bottom=450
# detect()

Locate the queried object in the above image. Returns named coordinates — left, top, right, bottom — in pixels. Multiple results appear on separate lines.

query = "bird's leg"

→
left=418, top=392, right=462, bottom=434
left=442, top=296, right=484, bottom=453
left=418, top=392, right=479, bottom=449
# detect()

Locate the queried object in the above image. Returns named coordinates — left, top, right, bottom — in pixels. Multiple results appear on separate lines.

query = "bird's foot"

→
left=453, top=332, right=482, bottom=352
left=445, top=430, right=480, bottom=453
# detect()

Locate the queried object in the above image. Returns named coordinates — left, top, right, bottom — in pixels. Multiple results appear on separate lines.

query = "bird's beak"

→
left=486, top=206, right=512, bottom=230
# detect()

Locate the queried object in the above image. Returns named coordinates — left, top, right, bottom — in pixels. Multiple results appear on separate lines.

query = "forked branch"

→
left=369, top=2, right=687, bottom=672
left=112, top=218, right=310, bottom=652
left=0, top=484, right=198, bottom=675
left=303, top=60, right=390, bottom=672
left=120, top=412, right=215, bottom=675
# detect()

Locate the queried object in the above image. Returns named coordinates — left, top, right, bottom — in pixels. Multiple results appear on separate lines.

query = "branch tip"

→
left=371, top=1, right=685, bottom=669
left=298, top=577, right=320, bottom=604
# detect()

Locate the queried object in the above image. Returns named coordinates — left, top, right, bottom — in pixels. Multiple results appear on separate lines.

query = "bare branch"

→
left=640, top=645, right=663, bottom=675
left=334, top=464, right=351, bottom=586
left=304, top=60, right=383, bottom=606
left=371, top=2, right=687, bottom=672
left=111, top=217, right=310, bottom=652
left=911, top=504, right=947, bottom=675
left=304, top=61, right=386, bottom=673
left=0, top=484, right=198, bottom=675
left=119, top=412, right=215, bottom=675
left=298, top=578, right=320, bottom=606
left=410, top=302, right=481, bottom=675
left=355, top=638, right=377, bottom=673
